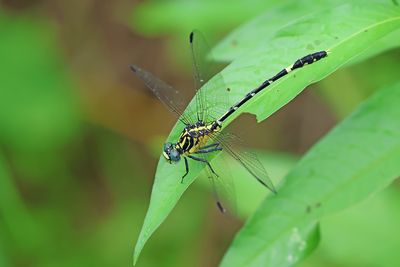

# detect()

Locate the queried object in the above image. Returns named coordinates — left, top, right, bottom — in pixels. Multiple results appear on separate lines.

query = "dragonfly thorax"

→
left=179, top=121, right=219, bottom=155
left=163, top=121, right=222, bottom=164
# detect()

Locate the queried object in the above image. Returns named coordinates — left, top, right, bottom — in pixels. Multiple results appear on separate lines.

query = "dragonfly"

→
left=130, top=30, right=328, bottom=213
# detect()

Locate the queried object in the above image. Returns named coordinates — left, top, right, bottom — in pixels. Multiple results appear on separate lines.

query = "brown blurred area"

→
left=3, top=0, right=178, bottom=144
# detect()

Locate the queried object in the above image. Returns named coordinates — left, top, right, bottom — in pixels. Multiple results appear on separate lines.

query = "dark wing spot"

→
left=189, top=31, right=194, bottom=43
left=129, top=64, right=138, bottom=73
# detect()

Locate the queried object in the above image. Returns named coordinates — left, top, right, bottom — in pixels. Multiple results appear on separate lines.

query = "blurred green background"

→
left=0, top=1, right=399, bottom=266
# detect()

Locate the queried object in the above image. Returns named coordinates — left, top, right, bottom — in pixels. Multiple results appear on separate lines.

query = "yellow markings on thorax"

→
left=178, top=124, right=216, bottom=155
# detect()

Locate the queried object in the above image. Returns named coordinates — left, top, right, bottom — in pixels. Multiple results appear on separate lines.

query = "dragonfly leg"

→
left=194, top=146, right=222, bottom=154
left=181, top=157, right=189, bottom=183
left=188, top=155, right=219, bottom=177
left=200, top=142, right=220, bottom=150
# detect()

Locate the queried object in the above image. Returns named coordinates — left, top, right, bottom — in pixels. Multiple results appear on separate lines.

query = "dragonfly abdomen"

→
left=216, top=50, right=328, bottom=124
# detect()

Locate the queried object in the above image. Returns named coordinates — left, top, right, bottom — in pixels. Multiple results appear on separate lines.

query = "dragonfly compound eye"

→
left=169, top=149, right=181, bottom=162
left=163, top=143, right=173, bottom=150
left=162, top=143, right=172, bottom=162
left=163, top=142, right=180, bottom=163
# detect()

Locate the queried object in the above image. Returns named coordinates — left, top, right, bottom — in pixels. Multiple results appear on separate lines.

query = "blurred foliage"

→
left=131, top=0, right=281, bottom=37
left=0, top=1, right=399, bottom=267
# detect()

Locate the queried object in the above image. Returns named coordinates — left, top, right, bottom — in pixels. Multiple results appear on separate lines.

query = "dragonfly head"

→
left=163, top=142, right=181, bottom=163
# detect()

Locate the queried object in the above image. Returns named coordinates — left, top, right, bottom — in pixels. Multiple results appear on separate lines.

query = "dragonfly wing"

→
left=129, top=64, right=195, bottom=125
left=213, top=133, right=277, bottom=193
left=189, top=30, right=229, bottom=123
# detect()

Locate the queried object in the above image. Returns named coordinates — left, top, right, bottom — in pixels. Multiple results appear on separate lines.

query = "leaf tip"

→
left=133, top=242, right=142, bottom=266
left=133, top=229, right=148, bottom=266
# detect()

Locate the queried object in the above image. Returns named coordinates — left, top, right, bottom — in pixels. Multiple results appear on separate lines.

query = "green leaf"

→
left=212, top=0, right=331, bottom=62
left=300, top=186, right=400, bottom=267
left=134, top=3, right=400, bottom=264
left=213, top=0, right=400, bottom=63
left=220, top=82, right=400, bottom=266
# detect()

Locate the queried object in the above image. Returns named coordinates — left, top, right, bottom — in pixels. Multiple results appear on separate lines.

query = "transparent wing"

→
left=200, top=153, right=237, bottom=214
left=189, top=30, right=230, bottom=123
left=212, top=132, right=277, bottom=193
left=129, top=64, right=195, bottom=125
